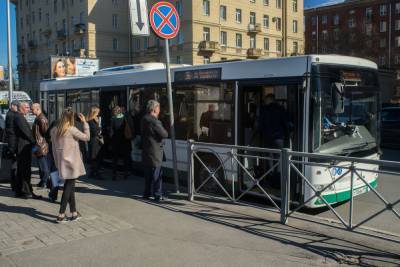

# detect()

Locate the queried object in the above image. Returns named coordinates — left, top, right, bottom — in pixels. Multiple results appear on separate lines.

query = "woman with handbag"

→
left=51, top=107, right=90, bottom=223
left=109, top=106, right=132, bottom=180
left=87, top=106, right=104, bottom=179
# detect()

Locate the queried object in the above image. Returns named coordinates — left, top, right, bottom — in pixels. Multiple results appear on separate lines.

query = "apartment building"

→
left=304, top=0, right=400, bottom=99
left=132, top=0, right=304, bottom=65
left=16, top=0, right=131, bottom=100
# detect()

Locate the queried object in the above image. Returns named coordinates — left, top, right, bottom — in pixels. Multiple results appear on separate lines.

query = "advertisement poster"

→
left=51, top=56, right=99, bottom=78
left=0, top=66, right=4, bottom=81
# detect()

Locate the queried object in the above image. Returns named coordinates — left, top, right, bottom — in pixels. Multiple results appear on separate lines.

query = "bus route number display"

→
left=174, top=68, right=222, bottom=82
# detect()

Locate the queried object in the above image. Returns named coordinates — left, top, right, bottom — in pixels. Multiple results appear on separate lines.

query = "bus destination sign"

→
left=175, top=68, right=222, bottom=82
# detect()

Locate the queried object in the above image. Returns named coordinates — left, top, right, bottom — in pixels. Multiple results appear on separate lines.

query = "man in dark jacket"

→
left=141, top=100, right=168, bottom=202
left=14, top=102, right=40, bottom=199
left=4, top=100, right=19, bottom=191
left=32, top=103, right=50, bottom=188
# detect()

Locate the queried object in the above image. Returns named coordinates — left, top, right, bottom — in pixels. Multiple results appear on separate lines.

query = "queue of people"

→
left=3, top=99, right=169, bottom=223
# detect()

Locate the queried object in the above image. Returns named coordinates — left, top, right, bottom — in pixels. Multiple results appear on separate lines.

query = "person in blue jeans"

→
left=32, top=103, right=51, bottom=188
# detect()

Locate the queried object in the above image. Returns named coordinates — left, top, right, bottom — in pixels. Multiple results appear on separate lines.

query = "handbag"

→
left=50, top=171, right=64, bottom=187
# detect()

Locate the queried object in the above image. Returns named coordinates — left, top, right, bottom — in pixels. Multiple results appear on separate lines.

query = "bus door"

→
left=237, top=81, right=303, bottom=201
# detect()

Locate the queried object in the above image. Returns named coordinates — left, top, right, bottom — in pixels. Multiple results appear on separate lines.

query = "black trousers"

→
left=16, top=146, right=33, bottom=196
left=59, top=179, right=76, bottom=214
left=112, top=145, right=131, bottom=175
left=143, top=165, right=162, bottom=198
left=10, top=158, right=17, bottom=192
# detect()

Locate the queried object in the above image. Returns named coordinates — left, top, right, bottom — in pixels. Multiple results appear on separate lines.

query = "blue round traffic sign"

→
left=149, top=1, right=180, bottom=39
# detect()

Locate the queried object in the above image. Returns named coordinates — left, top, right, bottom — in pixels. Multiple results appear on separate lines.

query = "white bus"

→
left=40, top=55, right=380, bottom=208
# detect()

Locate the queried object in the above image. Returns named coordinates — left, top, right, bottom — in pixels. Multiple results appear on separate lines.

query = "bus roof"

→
left=40, top=55, right=378, bottom=92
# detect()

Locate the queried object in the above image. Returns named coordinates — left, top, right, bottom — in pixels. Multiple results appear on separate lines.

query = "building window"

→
left=292, top=0, right=297, bottom=12
left=175, top=1, right=183, bottom=16
left=54, top=0, right=57, bottom=13
left=380, top=38, right=387, bottom=48
left=55, top=44, right=59, bottom=55
left=62, top=42, right=66, bottom=54
left=396, top=36, right=400, bottom=47
left=220, top=5, right=227, bottom=21
left=112, top=38, right=118, bottom=50
left=178, top=32, right=184, bottom=44
left=220, top=31, right=227, bottom=47
left=334, top=28, right=340, bottom=40
left=264, top=0, right=269, bottom=5
left=263, top=15, right=269, bottom=28
left=366, top=39, right=372, bottom=48
left=177, top=56, right=183, bottom=64
left=71, top=0, right=74, bottom=6
left=71, top=16, right=75, bottom=27
left=203, top=56, right=210, bottom=64
left=112, top=0, right=118, bottom=7
left=203, top=0, right=210, bottom=16
left=365, top=24, right=372, bottom=36
left=32, top=11, right=35, bottom=24
left=312, top=31, right=316, bottom=40
left=20, top=18, right=23, bottom=29
left=380, top=5, right=387, bottom=16
left=293, top=20, right=298, bottom=33
left=380, top=21, right=387, bottom=32
left=322, top=15, right=327, bottom=25
left=322, top=30, right=328, bottom=41
left=39, top=8, right=42, bottom=22
left=62, top=0, right=65, bottom=10
left=80, top=12, right=85, bottom=24
left=236, top=33, right=242, bottom=48
left=81, top=37, right=86, bottom=49
left=203, top=27, right=210, bottom=41
left=293, top=41, right=298, bottom=54
left=379, top=56, right=386, bottom=66
left=396, top=3, right=400, bottom=15
left=46, top=13, right=50, bottom=26
left=396, top=20, right=400, bottom=31
left=250, top=12, right=256, bottom=25
left=333, top=15, right=339, bottom=25
left=236, top=9, right=242, bottom=23
left=112, top=14, right=118, bottom=29
left=71, top=39, right=76, bottom=50
left=276, top=17, right=282, bottom=31
left=276, top=40, right=282, bottom=54
left=395, top=55, right=400, bottom=65
left=276, top=0, right=281, bottom=9
left=264, top=38, right=269, bottom=50
left=250, top=36, right=256, bottom=48
left=365, top=7, right=372, bottom=21
left=348, top=18, right=355, bottom=28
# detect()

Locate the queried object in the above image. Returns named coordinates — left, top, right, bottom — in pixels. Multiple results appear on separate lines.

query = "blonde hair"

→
left=56, top=107, right=75, bottom=137
left=87, top=106, right=100, bottom=122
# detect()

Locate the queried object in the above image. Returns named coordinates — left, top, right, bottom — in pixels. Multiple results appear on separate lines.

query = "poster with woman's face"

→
left=51, top=57, right=77, bottom=78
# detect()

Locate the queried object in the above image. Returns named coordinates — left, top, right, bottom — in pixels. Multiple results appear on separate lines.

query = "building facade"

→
left=132, top=0, right=304, bottom=65
left=16, top=0, right=131, bottom=100
left=304, top=0, right=400, bottom=99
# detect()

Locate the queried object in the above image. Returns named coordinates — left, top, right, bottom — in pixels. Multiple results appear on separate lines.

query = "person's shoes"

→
left=154, top=196, right=164, bottom=203
left=32, top=193, right=43, bottom=200
left=142, top=195, right=151, bottom=200
left=48, top=192, right=57, bottom=203
left=56, top=216, right=68, bottom=223
left=70, top=212, right=82, bottom=222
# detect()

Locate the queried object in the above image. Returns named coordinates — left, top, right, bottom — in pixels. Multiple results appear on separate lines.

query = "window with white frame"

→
left=276, top=39, right=282, bottom=53
left=220, top=31, right=227, bottom=46
left=380, top=21, right=387, bottom=32
left=322, top=15, right=327, bottom=25
left=292, top=0, right=297, bottom=12
left=365, top=23, right=372, bottom=35
left=264, top=0, right=269, bottom=5
left=395, top=55, right=400, bottom=64
left=396, top=3, right=400, bottom=14
left=236, top=33, right=242, bottom=48
left=263, top=15, right=269, bottom=28
left=264, top=38, right=269, bottom=50
left=293, top=20, right=298, bottom=33
left=236, top=9, right=242, bottom=23
left=177, top=56, right=183, bottom=64
left=112, top=38, right=118, bottom=50
left=203, top=56, right=210, bottom=64
left=379, top=55, right=386, bottom=66
left=276, top=0, right=281, bottom=9
left=293, top=41, right=298, bottom=54
left=276, top=17, right=281, bottom=31
left=203, top=27, right=210, bottom=41
left=250, top=36, right=256, bottom=48
left=379, top=38, right=386, bottom=48
left=348, top=18, right=355, bottom=28
left=333, top=14, right=339, bottom=25
left=322, top=30, right=328, bottom=41
left=396, top=20, right=400, bottom=31
left=250, top=12, right=256, bottom=25
left=112, top=14, right=118, bottom=29
left=203, top=0, right=210, bottom=16
left=365, top=7, right=372, bottom=20
left=396, top=36, right=400, bottom=47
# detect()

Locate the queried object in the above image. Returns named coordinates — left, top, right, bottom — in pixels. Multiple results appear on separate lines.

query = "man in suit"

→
left=4, top=100, right=19, bottom=191
left=141, top=100, right=168, bottom=202
left=14, top=102, right=40, bottom=199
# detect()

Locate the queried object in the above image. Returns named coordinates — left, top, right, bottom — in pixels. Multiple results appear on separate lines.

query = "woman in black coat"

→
left=87, top=106, right=104, bottom=179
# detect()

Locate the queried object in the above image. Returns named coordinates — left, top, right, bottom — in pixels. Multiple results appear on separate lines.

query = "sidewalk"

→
left=0, top=169, right=399, bottom=267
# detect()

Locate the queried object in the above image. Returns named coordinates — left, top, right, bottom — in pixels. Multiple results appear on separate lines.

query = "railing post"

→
left=280, top=148, right=291, bottom=224
left=187, top=140, right=194, bottom=201
left=230, top=149, right=235, bottom=202
left=349, top=162, right=355, bottom=230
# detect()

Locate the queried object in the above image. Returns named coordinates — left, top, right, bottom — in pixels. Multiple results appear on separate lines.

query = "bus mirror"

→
left=331, top=82, right=345, bottom=114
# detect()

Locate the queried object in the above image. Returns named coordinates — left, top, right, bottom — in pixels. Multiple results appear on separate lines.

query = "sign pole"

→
left=164, top=38, right=180, bottom=193
left=6, top=0, right=13, bottom=107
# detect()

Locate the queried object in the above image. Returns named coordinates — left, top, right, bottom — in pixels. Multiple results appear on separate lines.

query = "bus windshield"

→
left=311, top=65, right=379, bottom=155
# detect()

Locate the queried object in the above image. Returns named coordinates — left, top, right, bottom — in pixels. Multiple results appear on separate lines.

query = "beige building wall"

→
left=133, top=0, right=304, bottom=65
left=16, top=0, right=131, bottom=100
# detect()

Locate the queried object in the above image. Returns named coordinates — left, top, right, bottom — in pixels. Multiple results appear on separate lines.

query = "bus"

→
left=40, top=55, right=380, bottom=208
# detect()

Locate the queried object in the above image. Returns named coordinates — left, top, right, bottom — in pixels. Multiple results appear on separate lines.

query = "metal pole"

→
left=164, top=38, right=179, bottom=193
left=7, top=0, right=13, bottom=107
left=187, top=140, right=194, bottom=201
left=280, top=148, right=291, bottom=224
left=349, top=164, right=355, bottom=230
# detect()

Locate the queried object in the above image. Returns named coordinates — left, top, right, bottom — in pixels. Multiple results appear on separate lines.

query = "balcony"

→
left=247, top=48, right=263, bottom=59
left=74, top=23, right=86, bottom=35
left=199, top=41, right=220, bottom=53
left=248, top=23, right=262, bottom=34
left=57, top=30, right=67, bottom=40
left=41, top=28, right=52, bottom=36
left=28, top=40, right=37, bottom=49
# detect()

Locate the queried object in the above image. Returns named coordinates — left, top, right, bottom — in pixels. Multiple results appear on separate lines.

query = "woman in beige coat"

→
left=51, top=107, right=90, bottom=223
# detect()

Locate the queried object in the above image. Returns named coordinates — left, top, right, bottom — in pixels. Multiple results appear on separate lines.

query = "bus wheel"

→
left=194, top=152, right=227, bottom=196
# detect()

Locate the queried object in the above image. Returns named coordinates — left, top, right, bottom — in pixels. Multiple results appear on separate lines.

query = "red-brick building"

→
left=304, top=0, right=400, bottom=101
